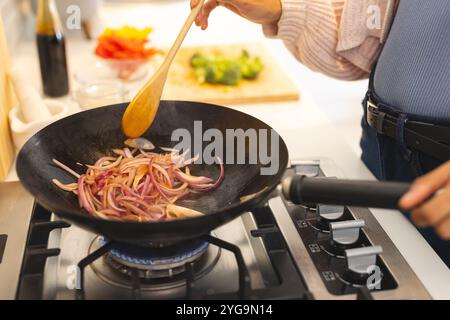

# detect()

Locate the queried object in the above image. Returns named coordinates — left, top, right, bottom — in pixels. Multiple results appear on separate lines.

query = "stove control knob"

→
left=344, top=246, right=383, bottom=283
left=318, top=204, right=345, bottom=221
left=294, top=163, right=320, bottom=177
left=330, top=220, right=365, bottom=246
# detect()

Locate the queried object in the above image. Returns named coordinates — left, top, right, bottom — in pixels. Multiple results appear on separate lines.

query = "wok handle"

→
left=282, top=176, right=411, bottom=209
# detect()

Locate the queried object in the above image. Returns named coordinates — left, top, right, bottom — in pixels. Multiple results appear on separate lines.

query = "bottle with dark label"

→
left=36, top=0, right=69, bottom=97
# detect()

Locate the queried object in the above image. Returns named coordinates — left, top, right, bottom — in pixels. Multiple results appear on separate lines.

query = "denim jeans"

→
left=360, top=106, right=450, bottom=267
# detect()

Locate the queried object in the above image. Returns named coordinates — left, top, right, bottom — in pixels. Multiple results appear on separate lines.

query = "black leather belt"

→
left=366, top=99, right=450, bottom=161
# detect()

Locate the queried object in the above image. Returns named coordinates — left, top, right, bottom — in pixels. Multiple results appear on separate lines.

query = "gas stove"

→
left=1, top=159, right=431, bottom=300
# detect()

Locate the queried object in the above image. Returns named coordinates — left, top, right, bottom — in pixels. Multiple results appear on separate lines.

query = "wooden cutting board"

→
left=0, top=17, right=15, bottom=181
left=163, top=43, right=300, bottom=105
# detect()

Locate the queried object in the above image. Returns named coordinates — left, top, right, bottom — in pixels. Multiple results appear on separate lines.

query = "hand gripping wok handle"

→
left=282, top=176, right=411, bottom=209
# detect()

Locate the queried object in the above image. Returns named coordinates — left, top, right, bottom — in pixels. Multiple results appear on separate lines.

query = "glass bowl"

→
left=74, top=58, right=155, bottom=84
left=101, top=58, right=151, bottom=82
left=73, top=80, right=129, bottom=110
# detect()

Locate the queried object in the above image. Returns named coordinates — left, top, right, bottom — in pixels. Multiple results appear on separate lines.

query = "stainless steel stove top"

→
left=1, top=159, right=433, bottom=300
left=43, top=212, right=281, bottom=300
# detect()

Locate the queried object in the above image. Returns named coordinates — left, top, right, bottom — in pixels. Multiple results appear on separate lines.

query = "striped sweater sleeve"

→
left=263, top=0, right=392, bottom=81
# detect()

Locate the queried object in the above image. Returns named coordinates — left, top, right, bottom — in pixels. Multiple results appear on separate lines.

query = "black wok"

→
left=17, top=101, right=411, bottom=247
left=17, top=101, right=289, bottom=246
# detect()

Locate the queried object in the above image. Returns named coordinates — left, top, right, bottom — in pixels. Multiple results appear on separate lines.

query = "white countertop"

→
left=5, top=0, right=450, bottom=299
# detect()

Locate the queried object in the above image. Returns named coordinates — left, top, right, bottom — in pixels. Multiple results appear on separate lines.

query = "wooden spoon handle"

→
left=163, top=0, right=205, bottom=67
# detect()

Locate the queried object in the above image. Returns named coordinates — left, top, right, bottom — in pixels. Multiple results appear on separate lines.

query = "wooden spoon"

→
left=122, top=0, right=205, bottom=138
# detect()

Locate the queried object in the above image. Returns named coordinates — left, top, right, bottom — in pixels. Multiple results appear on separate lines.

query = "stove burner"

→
left=101, top=238, right=209, bottom=273
left=99, top=238, right=210, bottom=279
left=89, top=237, right=221, bottom=290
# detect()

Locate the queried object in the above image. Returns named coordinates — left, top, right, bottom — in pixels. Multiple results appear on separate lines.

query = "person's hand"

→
left=191, top=0, right=282, bottom=30
left=400, top=162, right=450, bottom=240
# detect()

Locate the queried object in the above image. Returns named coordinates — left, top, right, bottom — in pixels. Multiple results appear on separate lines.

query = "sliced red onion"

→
left=53, top=159, right=81, bottom=179
left=159, top=146, right=178, bottom=154
left=125, top=138, right=155, bottom=150
left=52, top=179, right=78, bottom=191
left=173, top=169, right=214, bottom=185
left=189, top=159, right=224, bottom=191
left=166, top=205, right=203, bottom=220
left=88, top=156, right=123, bottom=171
left=141, top=175, right=151, bottom=197
left=94, top=156, right=116, bottom=167
left=159, top=183, right=188, bottom=197
left=107, top=187, right=126, bottom=212
left=122, top=148, right=133, bottom=159
left=77, top=175, right=93, bottom=214
left=112, top=149, right=125, bottom=156
left=54, top=141, right=224, bottom=222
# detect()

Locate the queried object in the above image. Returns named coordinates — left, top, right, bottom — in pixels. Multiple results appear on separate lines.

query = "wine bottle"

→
left=36, top=0, right=69, bottom=97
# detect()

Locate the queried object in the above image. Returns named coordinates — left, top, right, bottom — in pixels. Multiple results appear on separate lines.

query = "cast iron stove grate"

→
left=16, top=203, right=315, bottom=300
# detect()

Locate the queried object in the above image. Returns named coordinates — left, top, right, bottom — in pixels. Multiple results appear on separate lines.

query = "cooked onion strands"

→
left=52, top=140, right=224, bottom=222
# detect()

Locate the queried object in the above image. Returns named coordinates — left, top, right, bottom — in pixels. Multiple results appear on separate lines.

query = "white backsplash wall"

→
left=0, top=0, right=25, bottom=51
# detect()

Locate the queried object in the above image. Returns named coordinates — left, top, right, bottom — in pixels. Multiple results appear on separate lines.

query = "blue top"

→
left=373, top=0, right=450, bottom=123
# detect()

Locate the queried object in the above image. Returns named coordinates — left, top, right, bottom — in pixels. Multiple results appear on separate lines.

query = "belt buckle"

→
left=366, top=99, right=385, bottom=134
left=367, top=99, right=378, bottom=113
